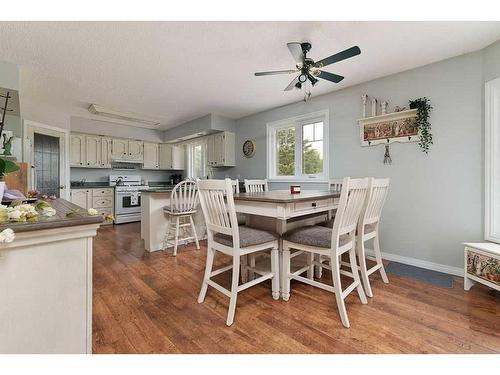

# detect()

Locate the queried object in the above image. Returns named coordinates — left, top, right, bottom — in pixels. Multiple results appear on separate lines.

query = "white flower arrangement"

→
left=0, top=228, right=15, bottom=243
left=0, top=203, right=39, bottom=223
left=88, top=208, right=98, bottom=216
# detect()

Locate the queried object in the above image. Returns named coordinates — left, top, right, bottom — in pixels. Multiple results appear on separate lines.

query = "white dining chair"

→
left=356, top=177, right=390, bottom=297
left=329, top=178, right=343, bottom=192
left=163, top=179, right=200, bottom=256
left=231, top=179, right=240, bottom=194
left=244, top=179, right=268, bottom=193
left=196, top=178, right=280, bottom=326
left=282, top=177, right=369, bottom=328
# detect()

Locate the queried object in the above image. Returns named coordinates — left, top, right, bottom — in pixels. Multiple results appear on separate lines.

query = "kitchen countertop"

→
left=140, top=187, right=175, bottom=193
left=70, top=183, right=114, bottom=189
left=0, top=199, right=103, bottom=233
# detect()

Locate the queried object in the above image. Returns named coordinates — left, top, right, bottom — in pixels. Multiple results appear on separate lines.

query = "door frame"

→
left=23, top=119, right=70, bottom=200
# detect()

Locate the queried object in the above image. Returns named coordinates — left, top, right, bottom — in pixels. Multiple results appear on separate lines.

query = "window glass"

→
left=302, top=122, right=323, bottom=175
left=276, top=126, right=295, bottom=176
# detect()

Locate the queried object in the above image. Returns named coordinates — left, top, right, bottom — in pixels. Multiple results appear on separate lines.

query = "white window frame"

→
left=485, top=77, right=500, bottom=243
left=266, top=109, right=329, bottom=182
left=186, top=139, right=207, bottom=179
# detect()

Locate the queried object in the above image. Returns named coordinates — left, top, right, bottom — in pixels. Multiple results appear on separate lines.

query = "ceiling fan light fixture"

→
left=298, top=73, right=308, bottom=83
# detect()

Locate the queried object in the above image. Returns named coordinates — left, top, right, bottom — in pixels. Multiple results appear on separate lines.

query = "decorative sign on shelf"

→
left=357, top=108, right=419, bottom=147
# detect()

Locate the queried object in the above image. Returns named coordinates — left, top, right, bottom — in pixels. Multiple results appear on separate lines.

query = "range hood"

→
left=111, top=160, right=143, bottom=170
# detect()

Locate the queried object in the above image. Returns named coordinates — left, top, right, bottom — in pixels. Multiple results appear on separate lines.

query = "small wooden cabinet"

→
left=143, top=142, right=159, bottom=169
left=207, top=131, right=235, bottom=167
left=71, top=188, right=114, bottom=225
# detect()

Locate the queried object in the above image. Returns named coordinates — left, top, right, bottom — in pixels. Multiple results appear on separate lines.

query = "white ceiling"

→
left=0, top=21, right=499, bottom=129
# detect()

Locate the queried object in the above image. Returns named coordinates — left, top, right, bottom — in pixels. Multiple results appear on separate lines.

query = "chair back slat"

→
left=231, top=179, right=240, bottom=194
left=171, top=179, right=198, bottom=212
left=244, top=179, right=268, bottom=193
left=329, top=178, right=343, bottom=192
left=330, top=178, right=369, bottom=241
left=360, top=178, right=390, bottom=228
left=197, top=179, right=239, bottom=247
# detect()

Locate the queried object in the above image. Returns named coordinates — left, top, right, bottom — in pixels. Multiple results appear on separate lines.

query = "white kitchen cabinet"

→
left=143, top=142, right=159, bottom=169
left=70, top=134, right=86, bottom=167
left=159, top=144, right=184, bottom=170
left=128, top=140, right=144, bottom=161
left=207, top=131, right=235, bottom=167
left=85, top=135, right=101, bottom=168
left=111, top=138, right=128, bottom=160
left=71, top=188, right=114, bottom=225
left=100, top=137, right=112, bottom=168
left=70, top=189, right=92, bottom=210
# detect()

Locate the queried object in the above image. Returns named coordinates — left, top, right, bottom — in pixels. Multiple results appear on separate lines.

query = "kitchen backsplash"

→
left=70, top=168, right=177, bottom=183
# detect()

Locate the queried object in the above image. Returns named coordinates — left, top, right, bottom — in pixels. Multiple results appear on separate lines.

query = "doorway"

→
left=24, top=120, right=68, bottom=199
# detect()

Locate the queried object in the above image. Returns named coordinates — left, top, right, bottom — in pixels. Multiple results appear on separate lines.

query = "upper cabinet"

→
left=128, top=140, right=144, bottom=161
left=70, top=134, right=86, bottom=167
left=207, top=131, right=235, bottom=167
left=111, top=138, right=128, bottom=160
left=85, top=135, right=101, bottom=168
left=143, top=142, right=159, bottom=169
left=100, top=137, right=112, bottom=168
left=159, top=144, right=184, bottom=170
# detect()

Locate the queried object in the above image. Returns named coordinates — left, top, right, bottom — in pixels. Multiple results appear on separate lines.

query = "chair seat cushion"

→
left=214, top=226, right=278, bottom=248
left=320, top=219, right=377, bottom=234
left=284, top=225, right=350, bottom=248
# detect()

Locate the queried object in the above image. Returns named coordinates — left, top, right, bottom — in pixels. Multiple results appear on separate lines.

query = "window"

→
left=187, top=140, right=206, bottom=179
left=267, top=110, right=329, bottom=181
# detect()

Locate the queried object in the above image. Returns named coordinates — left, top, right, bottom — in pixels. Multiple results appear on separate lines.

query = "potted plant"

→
left=0, top=90, right=19, bottom=202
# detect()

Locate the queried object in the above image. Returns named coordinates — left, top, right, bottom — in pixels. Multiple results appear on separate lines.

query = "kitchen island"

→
left=140, top=189, right=205, bottom=252
left=0, top=199, right=102, bottom=354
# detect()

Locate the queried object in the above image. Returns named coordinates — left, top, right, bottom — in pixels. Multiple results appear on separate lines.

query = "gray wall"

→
left=228, top=51, right=484, bottom=269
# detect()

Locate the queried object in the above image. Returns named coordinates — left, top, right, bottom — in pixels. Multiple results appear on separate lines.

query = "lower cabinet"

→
left=71, top=188, right=114, bottom=225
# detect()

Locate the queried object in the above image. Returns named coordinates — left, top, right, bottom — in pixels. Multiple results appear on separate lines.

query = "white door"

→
left=111, top=138, right=128, bottom=160
left=25, top=120, right=69, bottom=199
left=143, top=142, right=159, bottom=169
left=128, top=140, right=143, bottom=161
left=70, top=134, right=85, bottom=167
left=85, top=135, right=101, bottom=168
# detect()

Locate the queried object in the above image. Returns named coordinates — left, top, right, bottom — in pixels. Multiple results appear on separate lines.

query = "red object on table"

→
left=290, top=185, right=301, bottom=194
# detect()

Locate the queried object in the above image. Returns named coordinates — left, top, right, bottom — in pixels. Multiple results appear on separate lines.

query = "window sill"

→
left=267, top=178, right=329, bottom=184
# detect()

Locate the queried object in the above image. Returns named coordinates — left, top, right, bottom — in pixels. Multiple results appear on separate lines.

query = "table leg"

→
left=276, top=218, right=287, bottom=300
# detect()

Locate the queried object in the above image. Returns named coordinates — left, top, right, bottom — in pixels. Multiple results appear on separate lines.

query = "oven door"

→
left=115, top=191, right=142, bottom=215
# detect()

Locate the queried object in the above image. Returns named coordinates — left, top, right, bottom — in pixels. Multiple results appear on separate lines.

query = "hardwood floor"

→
left=92, top=223, right=500, bottom=354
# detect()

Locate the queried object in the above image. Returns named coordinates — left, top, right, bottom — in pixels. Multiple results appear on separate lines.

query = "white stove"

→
left=109, top=175, right=149, bottom=224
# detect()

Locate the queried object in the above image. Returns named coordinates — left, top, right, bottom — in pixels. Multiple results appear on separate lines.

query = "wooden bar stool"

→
left=164, top=179, right=200, bottom=256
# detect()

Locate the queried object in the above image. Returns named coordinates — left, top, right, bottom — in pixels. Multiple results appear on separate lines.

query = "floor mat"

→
left=385, top=261, right=454, bottom=288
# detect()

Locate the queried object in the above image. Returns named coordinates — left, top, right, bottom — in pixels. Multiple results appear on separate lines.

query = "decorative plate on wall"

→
left=242, top=139, right=256, bottom=158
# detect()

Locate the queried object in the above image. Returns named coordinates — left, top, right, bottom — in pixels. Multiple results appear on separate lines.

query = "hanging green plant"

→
left=409, top=97, right=433, bottom=154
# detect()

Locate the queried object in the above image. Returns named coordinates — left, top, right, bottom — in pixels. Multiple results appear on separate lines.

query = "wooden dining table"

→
left=233, top=189, right=341, bottom=298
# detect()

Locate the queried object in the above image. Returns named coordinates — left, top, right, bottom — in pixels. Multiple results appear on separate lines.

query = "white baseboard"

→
left=365, top=249, right=464, bottom=277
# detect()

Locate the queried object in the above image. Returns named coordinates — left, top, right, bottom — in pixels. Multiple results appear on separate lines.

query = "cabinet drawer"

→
left=294, top=199, right=329, bottom=213
left=92, top=197, right=114, bottom=208
left=92, top=188, right=114, bottom=197
left=97, top=208, right=114, bottom=225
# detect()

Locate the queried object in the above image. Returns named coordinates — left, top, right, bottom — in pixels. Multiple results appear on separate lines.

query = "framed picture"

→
left=358, top=108, right=419, bottom=146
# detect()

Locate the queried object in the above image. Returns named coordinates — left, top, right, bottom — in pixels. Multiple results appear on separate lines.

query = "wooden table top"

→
left=0, top=199, right=103, bottom=233
left=233, top=190, right=340, bottom=203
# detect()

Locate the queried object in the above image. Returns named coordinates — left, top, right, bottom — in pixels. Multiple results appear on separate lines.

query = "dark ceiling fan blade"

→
left=284, top=76, right=300, bottom=91
left=254, top=69, right=298, bottom=76
left=316, top=70, right=344, bottom=83
left=287, top=42, right=305, bottom=64
left=314, top=46, right=361, bottom=68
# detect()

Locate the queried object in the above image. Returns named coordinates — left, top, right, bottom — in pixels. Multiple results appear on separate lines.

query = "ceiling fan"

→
left=255, top=42, right=361, bottom=92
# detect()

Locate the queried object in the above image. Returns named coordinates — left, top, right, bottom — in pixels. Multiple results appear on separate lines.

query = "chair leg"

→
left=198, top=247, right=215, bottom=303
left=226, top=254, right=240, bottom=326
left=248, top=254, right=256, bottom=281
left=282, top=245, right=291, bottom=301
left=357, top=236, right=373, bottom=298
left=164, top=216, right=171, bottom=250
left=315, top=254, right=323, bottom=278
left=189, top=215, right=200, bottom=250
left=270, top=248, right=280, bottom=300
left=173, top=217, right=180, bottom=256
left=331, top=252, right=350, bottom=328
left=349, top=246, right=368, bottom=305
left=307, top=252, right=314, bottom=279
left=240, top=255, right=248, bottom=284
left=374, top=233, right=389, bottom=283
